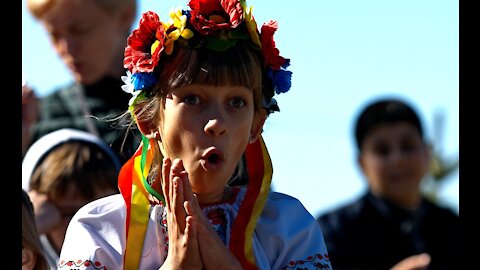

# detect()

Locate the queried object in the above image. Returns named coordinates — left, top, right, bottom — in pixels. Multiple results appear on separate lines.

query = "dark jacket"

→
left=31, top=76, right=140, bottom=164
left=317, top=191, right=460, bottom=270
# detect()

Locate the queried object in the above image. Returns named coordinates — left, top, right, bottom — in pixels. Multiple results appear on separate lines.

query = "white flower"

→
left=121, top=71, right=142, bottom=106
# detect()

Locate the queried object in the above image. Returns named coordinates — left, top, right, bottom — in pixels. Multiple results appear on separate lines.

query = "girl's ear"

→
left=249, top=110, right=267, bottom=144
left=134, top=112, right=156, bottom=137
left=22, top=247, right=37, bottom=269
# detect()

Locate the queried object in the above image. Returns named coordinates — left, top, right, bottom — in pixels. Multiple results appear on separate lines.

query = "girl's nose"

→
left=204, top=118, right=227, bottom=137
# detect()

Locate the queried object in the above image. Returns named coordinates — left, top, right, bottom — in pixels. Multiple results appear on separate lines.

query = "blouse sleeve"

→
left=253, top=192, right=332, bottom=270
left=57, top=195, right=126, bottom=270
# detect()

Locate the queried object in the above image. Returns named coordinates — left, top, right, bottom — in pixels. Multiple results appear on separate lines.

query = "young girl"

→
left=59, top=0, right=332, bottom=269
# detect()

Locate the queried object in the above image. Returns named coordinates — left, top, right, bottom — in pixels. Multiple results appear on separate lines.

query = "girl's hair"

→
left=22, top=190, right=50, bottom=270
left=29, top=141, right=119, bottom=201
left=27, top=0, right=136, bottom=20
left=132, top=41, right=264, bottom=183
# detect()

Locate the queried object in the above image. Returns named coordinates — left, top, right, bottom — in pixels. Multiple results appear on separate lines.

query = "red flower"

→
left=124, top=11, right=166, bottom=74
left=260, top=20, right=286, bottom=70
left=188, top=0, right=243, bottom=35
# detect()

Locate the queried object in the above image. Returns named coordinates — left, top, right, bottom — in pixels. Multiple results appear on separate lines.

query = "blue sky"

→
left=22, top=0, right=459, bottom=217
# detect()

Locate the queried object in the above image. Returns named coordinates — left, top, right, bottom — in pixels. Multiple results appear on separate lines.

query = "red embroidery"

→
left=58, top=259, right=107, bottom=269
left=206, top=208, right=227, bottom=226
left=282, top=253, right=331, bottom=270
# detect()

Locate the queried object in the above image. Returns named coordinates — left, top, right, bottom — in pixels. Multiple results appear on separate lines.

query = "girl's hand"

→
left=160, top=158, right=203, bottom=270
left=180, top=169, right=243, bottom=270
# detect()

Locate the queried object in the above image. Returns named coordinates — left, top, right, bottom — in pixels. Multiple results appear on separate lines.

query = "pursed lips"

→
left=200, top=147, right=225, bottom=172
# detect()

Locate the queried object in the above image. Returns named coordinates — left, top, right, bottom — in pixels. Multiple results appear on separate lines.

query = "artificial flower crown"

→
left=121, top=0, right=292, bottom=114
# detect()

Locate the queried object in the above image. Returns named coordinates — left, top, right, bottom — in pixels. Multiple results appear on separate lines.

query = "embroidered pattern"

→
left=155, top=205, right=169, bottom=262
left=58, top=259, right=108, bottom=269
left=206, top=208, right=228, bottom=243
left=282, top=253, right=331, bottom=270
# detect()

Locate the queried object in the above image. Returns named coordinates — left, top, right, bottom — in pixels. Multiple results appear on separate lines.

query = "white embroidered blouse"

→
left=58, top=188, right=332, bottom=269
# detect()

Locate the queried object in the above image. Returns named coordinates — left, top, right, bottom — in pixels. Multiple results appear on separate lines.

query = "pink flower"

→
left=124, top=11, right=166, bottom=74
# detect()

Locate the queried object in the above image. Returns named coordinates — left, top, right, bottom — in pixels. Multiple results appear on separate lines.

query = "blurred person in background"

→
left=22, top=128, right=121, bottom=269
left=317, top=98, right=459, bottom=270
left=22, top=0, right=140, bottom=163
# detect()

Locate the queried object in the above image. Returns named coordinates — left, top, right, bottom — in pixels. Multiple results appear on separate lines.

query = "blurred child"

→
left=317, top=98, right=459, bottom=270
left=58, top=0, right=333, bottom=269
left=22, top=128, right=121, bottom=269
left=23, top=0, right=140, bottom=162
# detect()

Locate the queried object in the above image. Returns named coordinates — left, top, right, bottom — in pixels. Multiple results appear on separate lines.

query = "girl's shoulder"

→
left=260, top=191, right=317, bottom=227
left=266, top=191, right=307, bottom=211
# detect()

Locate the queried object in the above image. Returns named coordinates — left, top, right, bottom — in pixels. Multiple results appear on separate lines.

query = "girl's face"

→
left=359, top=122, right=430, bottom=206
left=158, top=84, right=264, bottom=203
left=41, top=0, right=130, bottom=85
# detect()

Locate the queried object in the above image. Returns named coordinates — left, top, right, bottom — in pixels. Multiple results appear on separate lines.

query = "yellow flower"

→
left=164, top=7, right=194, bottom=55
left=245, top=5, right=261, bottom=48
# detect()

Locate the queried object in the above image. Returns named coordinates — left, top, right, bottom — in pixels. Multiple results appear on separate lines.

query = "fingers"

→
left=391, top=253, right=431, bottom=270
left=172, top=177, right=186, bottom=230
left=161, top=158, right=203, bottom=269
left=185, top=215, right=197, bottom=240
left=161, top=157, right=171, bottom=212
left=162, top=157, right=188, bottom=230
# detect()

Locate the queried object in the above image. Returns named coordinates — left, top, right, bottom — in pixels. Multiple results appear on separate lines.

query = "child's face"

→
left=48, top=182, right=117, bottom=252
left=159, top=84, right=263, bottom=202
left=359, top=122, right=430, bottom=203
left=41, top=0, right=130, bottom=84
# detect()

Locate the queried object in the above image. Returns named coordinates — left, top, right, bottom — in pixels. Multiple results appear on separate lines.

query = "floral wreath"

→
left=121, top=0, right=292, bottom=115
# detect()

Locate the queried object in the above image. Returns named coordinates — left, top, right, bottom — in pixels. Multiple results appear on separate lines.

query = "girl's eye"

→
left=229, top=97, right=246, bottom=108
left=183, top=95, right=200, bottom=105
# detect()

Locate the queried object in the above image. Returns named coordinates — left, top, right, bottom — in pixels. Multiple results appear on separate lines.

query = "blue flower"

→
left=267, top=68, right=292, bottom=95
left=132, top=72, right=158, bottom=91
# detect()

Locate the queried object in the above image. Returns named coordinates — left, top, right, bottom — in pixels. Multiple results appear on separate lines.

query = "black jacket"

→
left=317, top=191, right=460, bottom=270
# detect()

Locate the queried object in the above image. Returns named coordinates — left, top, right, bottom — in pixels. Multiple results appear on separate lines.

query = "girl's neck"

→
left=197, top=186, right=234, bottom=205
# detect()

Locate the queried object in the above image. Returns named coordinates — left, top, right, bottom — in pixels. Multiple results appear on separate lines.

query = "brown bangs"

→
left=156, top=42, right=264, bottom=111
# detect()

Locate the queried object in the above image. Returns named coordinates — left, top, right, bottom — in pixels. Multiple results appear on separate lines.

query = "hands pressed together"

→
left=160, top=158, right=243, bottom=270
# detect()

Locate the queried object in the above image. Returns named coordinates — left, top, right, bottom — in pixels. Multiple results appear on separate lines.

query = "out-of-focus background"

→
left=22, top=0, right=459, bottom=217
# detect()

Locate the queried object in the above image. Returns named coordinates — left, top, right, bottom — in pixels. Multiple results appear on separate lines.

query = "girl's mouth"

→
left=200, top=148, right=224, bottom=172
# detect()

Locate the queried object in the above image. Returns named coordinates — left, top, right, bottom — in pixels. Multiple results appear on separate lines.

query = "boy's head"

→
left=354, top=98, right=430, bottom=207
left=355, top=98, right=424, bottom=152
left=26, top=0, right=137, bottom=84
